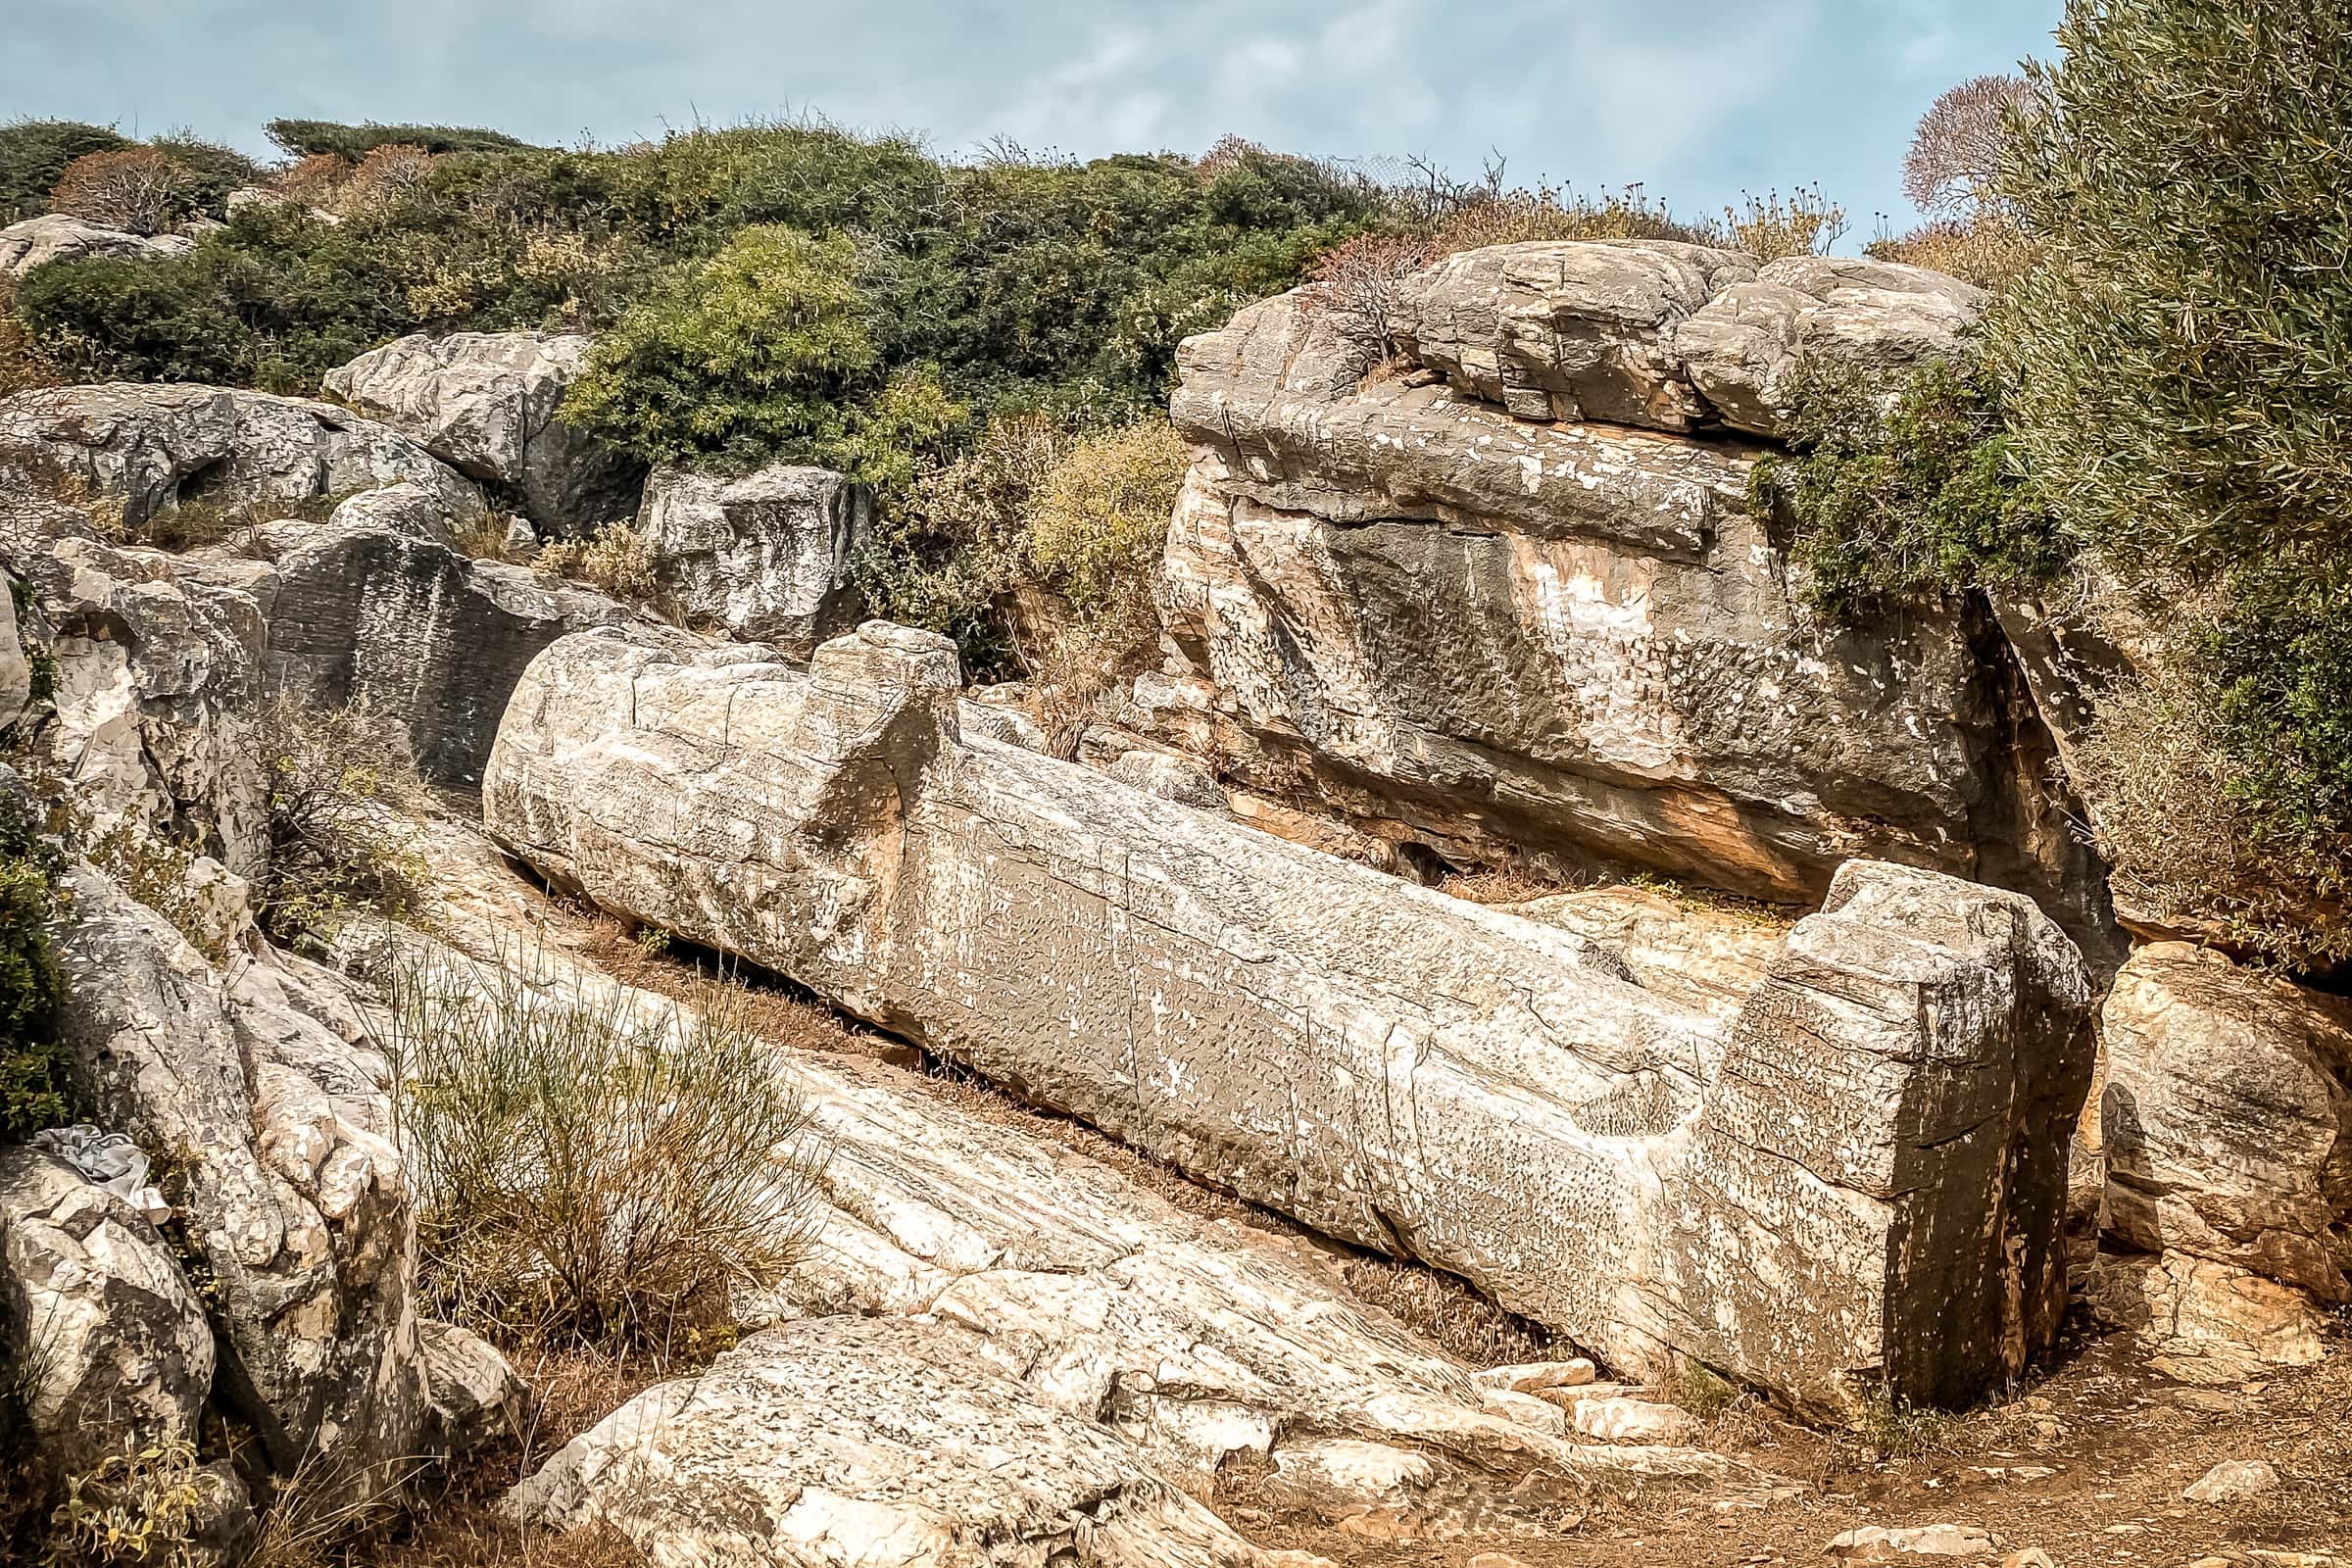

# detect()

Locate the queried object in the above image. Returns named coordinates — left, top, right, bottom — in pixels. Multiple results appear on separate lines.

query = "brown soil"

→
left=1247, top=1321, right=2352, bottom=1567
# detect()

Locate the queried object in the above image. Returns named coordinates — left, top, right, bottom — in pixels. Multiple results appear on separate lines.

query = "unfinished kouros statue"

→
left=485, top=622, right=2094, bottom=1416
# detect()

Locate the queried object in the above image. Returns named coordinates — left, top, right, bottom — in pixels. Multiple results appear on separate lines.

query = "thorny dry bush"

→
left=387, top=946, right=829, bottom=1362
left=254, top=693, right=428, bottom=946
left=46, top=146, right=193, bottom=235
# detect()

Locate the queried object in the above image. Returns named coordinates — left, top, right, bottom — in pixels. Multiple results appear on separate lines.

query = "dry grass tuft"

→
left=1341, top=1255, right=1557, bottom=1368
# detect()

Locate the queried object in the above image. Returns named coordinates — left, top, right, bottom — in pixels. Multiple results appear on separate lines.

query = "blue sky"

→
left=3, top=1, right=2060, bottom=238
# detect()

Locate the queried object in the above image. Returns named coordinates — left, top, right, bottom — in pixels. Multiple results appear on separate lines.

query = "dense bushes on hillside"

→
left=265, top=117, right=534, bottom=159
left=0, top=119, right=132, bottom=221
left=0, top=779, right=70, bottom=1140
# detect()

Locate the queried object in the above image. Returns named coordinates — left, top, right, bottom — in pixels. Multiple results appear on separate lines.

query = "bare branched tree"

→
left=1309, top=230, right=1437, bottom=353
left=1903, top=74, right=2041, bottom=218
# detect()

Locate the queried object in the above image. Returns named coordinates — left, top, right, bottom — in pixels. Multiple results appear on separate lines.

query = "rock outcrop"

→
left=0, top=383, right=485, bottom=528
left=2092, top=943, right=2352, bottom=1378
left=635, top=463, right=869, bottom=658
left=1149, top=265, right=2102, bottom=955
left=0, top=514, right=635, bottom=872
left=485, top=622, right=2095, bottom=1415
left=1677, top=256, right=1989, bottom=438
left=322, top=332, right=638, bottom=534
left=0, top=215, right=193, bottom=278
left=0, top=1147, right=216, bottom=1475
left=54, top=861, right=423, bottom=1495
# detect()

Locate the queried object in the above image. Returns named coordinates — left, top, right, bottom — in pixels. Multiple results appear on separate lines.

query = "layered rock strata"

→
left=2089, top=942, right=2352, bottom=1381
left=485, top=622, right=2095, bottom=1415
left=1145, top=242, right=2101, bottom=953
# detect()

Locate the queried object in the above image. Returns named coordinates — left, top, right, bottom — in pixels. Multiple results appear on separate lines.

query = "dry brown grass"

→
left=1439, top=864, right=1563, bottom=906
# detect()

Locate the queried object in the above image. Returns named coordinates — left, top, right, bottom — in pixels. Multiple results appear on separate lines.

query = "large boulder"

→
left=635, top=463, right=869, bottom=658
left=1395, top=239, right=1758, bottom=429
left=322, top=332, right=638, bottom=534
left=1156, top=286, right=2104, bottom=949
left=2102, top=943, right=2352, bottom=1300
left=249, top=520, right=635, bottom=787
left=485, top=623, right=2095, bottom=1416
left=0, top=383, right=484, bottom=528
left=0, top=513, right=637, bottom=875
left=0, top=215, right=192, bottom=278
left=357, top=883, right=1737, bottom=1557
left=1677, top=256, right=1988, bottom=439
left=55, top=862, right=425, bottom=1497
left=0, top=1148, right=216, bottom=1475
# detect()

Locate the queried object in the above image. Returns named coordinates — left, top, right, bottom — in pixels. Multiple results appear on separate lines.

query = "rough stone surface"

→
left=322, top=332, right=638, bottom=533
left=0, top=383, right=485, bottom=528
left=326, top=480, right=457, bottom=543
left=55, top=861, right=425, bottom=1496
left=513, top=1314, right=1297, bottom=1567
left=1157, top=286, right=2102, bottom=942
left=0, top=215, right=192, bottom=277
left=361, top=858, right=1746, bottom=1562
left=1827, top=1524, right=1996, bottom=1561
left=0, top=514, right=636, bottom=876
left=0, top=1147, right=215, bottom=1475
left=1503, top=885, right=1788, bottom=1021
left=0, top=574, right=27, bottom=729
left=1678, top=257, right=1989, bottom=439
left=251, top=520, right=635, bottom=787
left=635, top=463, right=869, bottom=657
left=2082, top=1250, right=2328, bottom=1386
left=485, top=623, right=2094, bottom=1415
left=416, top=1320, right=523, bottom=1458
left=2182, top=1459, right=2279, bottom=1504
left=1394, top=240, right=1758, bottom=429
left=2101, top=943, right=2352, bottom=1301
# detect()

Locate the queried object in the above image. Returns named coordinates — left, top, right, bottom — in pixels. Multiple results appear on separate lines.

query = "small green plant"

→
left=1669, top=1359, right=1744, bottom=1421
left=79, top=824, right=224, bottom=962
left=45, top=1438, right=220, bottom=1568
left=1847, top=1388, right=1964, bottom=1464
left=389, top=947, right=829, bottom=1360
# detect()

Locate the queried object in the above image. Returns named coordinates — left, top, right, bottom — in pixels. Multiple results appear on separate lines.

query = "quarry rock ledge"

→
left=483, top=621, right=2097, bottom=1418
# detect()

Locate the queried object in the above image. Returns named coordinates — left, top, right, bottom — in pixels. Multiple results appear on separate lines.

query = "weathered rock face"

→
left=325, top=480, right=457, bottom=543
left=1157, top=288, right=2088, bottom=926
left=635, top=463, right=869, bottom=658
left=1394, top=240, right=1760, bottom=429
left=0, top=511, right=635, bottom=874
left=0, top=1147, right=216, bottom=1476
left=250, top=520, right=634, bottom=787
left=514, top=1314, right=1292, bottom=1568
left=0, top=383, right=485, bottom=528
left=1677, top=257, right=1989, bottom=439
left=2101, top=943, right=2352, bottom=1301
left=0, top=215, right=193, bottom=278
left=55, top=862, right=424, bottom=1495
left=322, top=332, right=638, bottom=534
left=1502, top=884, right=1788, bottom=1022
left=486, top=623, right=2095, bottom=1415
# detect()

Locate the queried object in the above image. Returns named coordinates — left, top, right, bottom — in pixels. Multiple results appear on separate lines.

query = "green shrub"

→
left=1985, top=0, right=2352, bottom=959
left=145, top=133, right=261, bottom=219
left=1989, top=0, right=2352, bottom=579
left=1025, top=418, right=1190, bottom=621
left=1747, top=357, right=2067, bottom=618
left=265, top=119, right=534, bottom=160
left=562, top=224, right=964, bottom=483
left=389, top=948, right=827, bottom=1358
left=0, top=120, right=131, bottom=223
left=0, top=780, right=69, bottom=1141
